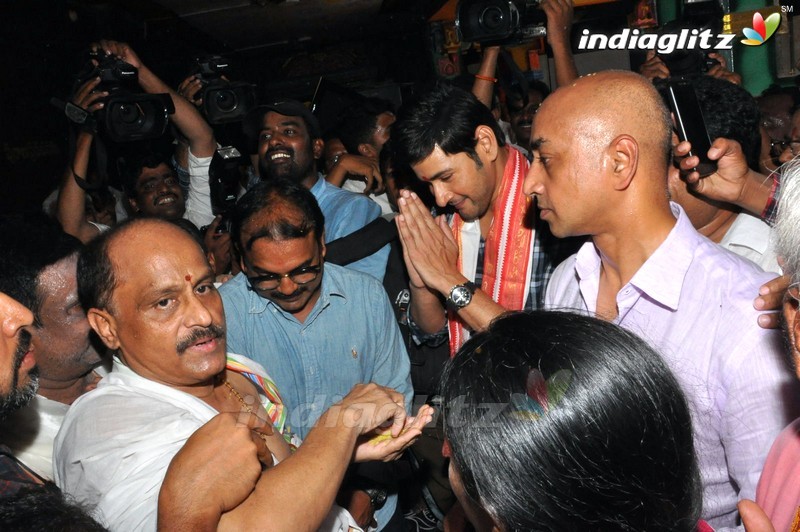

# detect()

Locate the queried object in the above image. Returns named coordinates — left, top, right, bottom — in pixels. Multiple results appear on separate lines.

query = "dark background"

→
left=0, top=0, right=443, bottom=214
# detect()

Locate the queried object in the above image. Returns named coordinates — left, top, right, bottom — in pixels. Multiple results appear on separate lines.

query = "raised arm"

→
left=471, top=46, right=501, bottom=109
left=542, top=0, right=578, bottom=87
left=93, top=40, right=216, bottom=158
left=56, top=77, right=108, bottom=243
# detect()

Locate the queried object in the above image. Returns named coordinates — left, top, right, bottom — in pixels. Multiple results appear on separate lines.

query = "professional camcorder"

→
left=456, top=0, right=547, bottom=45
left=193, top=55, right=256, bottom=124
left=81, top=50, right=174, bottom=143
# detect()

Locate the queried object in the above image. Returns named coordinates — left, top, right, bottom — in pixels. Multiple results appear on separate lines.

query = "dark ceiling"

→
left=148, top=0, right=428, bottom=52
left=66, top=0, right=447, bottom=53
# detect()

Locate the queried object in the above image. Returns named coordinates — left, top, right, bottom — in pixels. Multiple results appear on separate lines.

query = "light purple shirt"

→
left=545, top=203, right=800, bottom=529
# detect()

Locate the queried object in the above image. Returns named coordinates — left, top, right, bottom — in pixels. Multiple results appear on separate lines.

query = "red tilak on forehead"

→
left=185, top=275, right=192, bottom=282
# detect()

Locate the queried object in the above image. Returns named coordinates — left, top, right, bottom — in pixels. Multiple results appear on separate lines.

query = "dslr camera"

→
left=82, top=50, right=174, bottom=143
left=193, top=55, right=256, bottom=124
left=456, top=0, right=546, bottom=45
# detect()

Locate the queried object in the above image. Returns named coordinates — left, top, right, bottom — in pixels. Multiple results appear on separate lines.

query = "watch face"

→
left=451, top=286, right=473, bottom=307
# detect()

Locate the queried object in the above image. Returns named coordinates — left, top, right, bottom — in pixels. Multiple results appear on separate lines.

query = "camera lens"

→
left=114, top=103, right=145, bottom=126
left=214, top=89, right=238, bottom=113
left=479, top=6, right=505, bottom=31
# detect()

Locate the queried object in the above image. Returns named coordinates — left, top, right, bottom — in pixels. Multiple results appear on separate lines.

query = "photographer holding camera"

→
left=88, top=40, right=215, bottom=225
left=63, top=40, right=233, bottom=273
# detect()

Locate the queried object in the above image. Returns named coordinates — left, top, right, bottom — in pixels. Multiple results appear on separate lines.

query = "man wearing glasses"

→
left=220, top=179, right=412, bottom=531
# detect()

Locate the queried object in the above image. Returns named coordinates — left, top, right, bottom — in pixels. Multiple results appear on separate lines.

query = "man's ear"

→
left=607, top=134, right=638, bottom=191
left=358, top=143, right=377, bottom=160
left=474, top=125, right=499, bottom=162
left=87, top=308, right=120, bottom=351
left=312, top=138, right=325, bottom=160
left=320, top=231, right=327, bottom=259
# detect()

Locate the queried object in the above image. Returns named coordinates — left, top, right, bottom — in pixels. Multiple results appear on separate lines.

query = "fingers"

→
left=355, top=405, right=435, bottom=462
left=340, top=383, right=408, bottom=436
left=398, top=190, right=440, bottom=235
left=738, top=499, right=775, bottom=532
left=639, top=51, right=670, bottom=80
left=178, top=75, right=204, bottom=104
left=235, top=409, right=269, bottom=433
left=73, top=77, right=107, bottom=112
left=755, top=274, right=791, bottom=328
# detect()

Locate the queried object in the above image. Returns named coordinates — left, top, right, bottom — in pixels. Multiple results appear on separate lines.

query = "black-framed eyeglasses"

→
left=246, top=264, right=321, bottom=293
left=770, top=139, right=790, bottom=155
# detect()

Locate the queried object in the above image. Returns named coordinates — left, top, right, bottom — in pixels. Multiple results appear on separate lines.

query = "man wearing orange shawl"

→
left=392, top=84, right=576, bottom=357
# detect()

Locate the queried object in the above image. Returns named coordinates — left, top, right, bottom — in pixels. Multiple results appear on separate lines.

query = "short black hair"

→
left=0, top=214, right=82, bottom=320
left=0, top=486, right=107, bottom=531
left=392, top=83, right=506, bottom=168
left=337, top=98, right=394, bottom=154
left=441, top=310, right=701, bottom=531
left=231, top=179, right=325, bottom=253
left=506, top=79, right=551, bottom=108
left=656, top=76, right=762, bottom=170
left=118, top=152, right=171, bottom=198
left=76, top=221, right=121, bottom=313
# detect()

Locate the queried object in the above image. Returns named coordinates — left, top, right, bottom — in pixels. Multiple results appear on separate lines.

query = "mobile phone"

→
left=665, top=79, right=717, bottom=177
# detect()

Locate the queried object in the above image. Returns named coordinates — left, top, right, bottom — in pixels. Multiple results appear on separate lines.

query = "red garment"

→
left=448, top=147, right=532, bottom=356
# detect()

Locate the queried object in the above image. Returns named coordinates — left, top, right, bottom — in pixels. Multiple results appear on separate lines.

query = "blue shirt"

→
left=220, top=263, right=413, bottom=439
left=310, top=175, right=388, bottom=281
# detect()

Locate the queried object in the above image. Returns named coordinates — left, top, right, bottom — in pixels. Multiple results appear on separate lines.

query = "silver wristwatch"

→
left=446, top=281, right=478, bottom=310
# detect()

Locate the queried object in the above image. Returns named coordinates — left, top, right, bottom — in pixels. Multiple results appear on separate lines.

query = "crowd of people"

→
left=2, top=1, right=800, bottom=529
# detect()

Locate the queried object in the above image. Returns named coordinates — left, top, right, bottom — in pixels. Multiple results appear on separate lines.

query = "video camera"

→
left=81, top=51, right=174, bottom=143
left=192, top=55, right=256, bottom=124
left=456, top=0, right=547, bottom=45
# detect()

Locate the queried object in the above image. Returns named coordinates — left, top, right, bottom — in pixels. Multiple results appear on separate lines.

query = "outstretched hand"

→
left=354, top=404, right=434, bottom=462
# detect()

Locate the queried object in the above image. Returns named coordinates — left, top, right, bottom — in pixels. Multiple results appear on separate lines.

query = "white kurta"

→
left=53, top=353, right=360, bottom=531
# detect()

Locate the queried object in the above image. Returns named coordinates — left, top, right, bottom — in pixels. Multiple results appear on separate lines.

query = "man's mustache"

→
left=176, top=324, right=226, bottom=354
left=270, top=288, right=304, bottom=301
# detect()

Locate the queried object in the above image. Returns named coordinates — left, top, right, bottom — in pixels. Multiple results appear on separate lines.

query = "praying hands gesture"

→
left=396, top=189, right=462, bottom=294
left=396, top=189, right=509, bottom=335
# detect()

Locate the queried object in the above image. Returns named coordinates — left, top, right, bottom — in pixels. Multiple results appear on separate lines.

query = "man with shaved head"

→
left=524, top=71, right=800, bottom=528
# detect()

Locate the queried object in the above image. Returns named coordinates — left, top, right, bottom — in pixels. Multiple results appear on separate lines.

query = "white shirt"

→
left=183, top=149, right=215, bottom=229
left=719, top=212, right=780, bottom=274
left=54, top=354, right=359, bottom=532
left=342, top=180, right=394, bottom=216
left=545, top=203, right=800, bottom=528
left=0, top=395, right=68, bottom=480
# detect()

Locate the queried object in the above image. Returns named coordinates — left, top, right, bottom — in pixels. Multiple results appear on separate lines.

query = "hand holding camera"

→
left=72, top=40, right=174, bottom=143
left=90, top=40, right=144, bottom=71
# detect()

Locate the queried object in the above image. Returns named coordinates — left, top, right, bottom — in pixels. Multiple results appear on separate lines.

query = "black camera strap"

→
left=52, top=97, right=110, bottom=193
